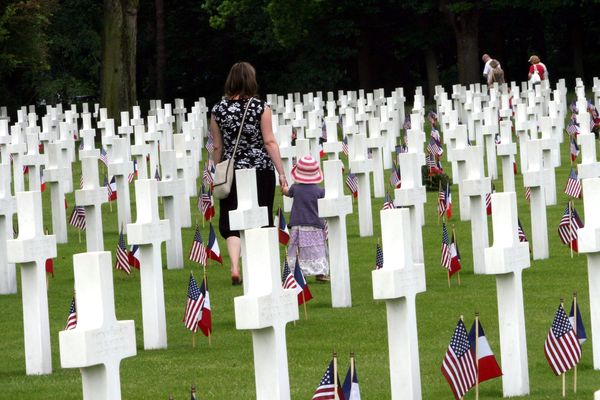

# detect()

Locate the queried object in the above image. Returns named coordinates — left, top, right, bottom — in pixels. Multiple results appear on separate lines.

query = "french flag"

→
left=206, top=224, right=222, bottom=264
left=108, top=176, right=117, bottom=201
left=40, top=169, right=46, bottom=192
left=128, top=244, right=140, bottom=269
left=468, top=319, right=503, bottom=383
left=276, top=207, right=290, bottom=245
left=293, top=258, right=312, bottom=305
left=198, top=278, right=212, bottom=337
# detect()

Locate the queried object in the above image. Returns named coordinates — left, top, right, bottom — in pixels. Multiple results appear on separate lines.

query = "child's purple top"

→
left=288, top=183, right=325, bottom=228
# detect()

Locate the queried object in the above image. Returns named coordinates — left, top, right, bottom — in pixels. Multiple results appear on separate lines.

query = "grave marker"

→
left=0, top=164, right=16, bottom=294
left=76, top=157, right=108, bottom=252
left=522, top=139, right=549, bottom=260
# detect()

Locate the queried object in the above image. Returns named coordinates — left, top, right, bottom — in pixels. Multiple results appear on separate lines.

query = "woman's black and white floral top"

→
left=211, top=97, right=274, bottom=171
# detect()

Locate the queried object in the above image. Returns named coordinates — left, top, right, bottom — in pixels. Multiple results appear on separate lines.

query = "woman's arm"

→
left=210, top=115, right=223, bottom=164
left=261, top=106, right=288, bottom=190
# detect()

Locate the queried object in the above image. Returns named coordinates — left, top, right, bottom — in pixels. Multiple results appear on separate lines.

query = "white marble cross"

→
left=0, top=119, right=11, bottom=163
left=577, top=178, right=600, bottom=370
left=8, top=124, right=27, bottom=193
left=107, top=138, right=133, bottom=233
left=304, top=110, right=321, bottom=161
left=372, top=208, right=425, bottom=400
left=59, top=251, right=136, bottom=400
left=173, top=134, right=193, bottom=227
left=318, top=160, right=353, bottom=308
left=394, top=152, right=426, bottom=264
left=483, top=192, right=530, bottom=396
left=349, top=133, right=374, bottom=237
left=0, top=163, right=16, bottom=294
left=481, top=106, right=499, bottom=179
left=538, top=116, right=557, bottom=205
left=578, top=133, right=600, bottom=180
left=448, top=124, right=470, bottom=220
left=6, top=191, right=56, bottom=374
left=79, top=113, right=100, bottom=159
left=234, top=227, right=298, bottom=400
left=127, top=179, right=170, bottom=349
left=278, top=125, right=295, bottom=213
left=131, top=125, right=150, bottom=180
left=462, top=145, right=491, bottom=274
left=496, top=120, right=517, bottom=192
left=157, top=150, right=185, bottom=269
left=76, top=157, right=108, bottom=252
left=367, top=117, right=386, bottom=198
left=21, top=132, right=46, bottom=192
left=173, top=98, right=187, bottom=134
left=515, top=103, right=529, bottom=174
left=322, top=102, right=342, bottom=159
left=144, top=116, right=161, bottom=177
left=117, top=111, right=134, bottom=147
left=229, top=168, right=269, bottom=293
left=44, top=143, right=69, bottom=243
left=522, top=139, right=549, bottom=260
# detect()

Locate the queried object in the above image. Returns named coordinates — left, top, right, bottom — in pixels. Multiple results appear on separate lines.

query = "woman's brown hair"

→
left=224, top=62, right=258, bottom=99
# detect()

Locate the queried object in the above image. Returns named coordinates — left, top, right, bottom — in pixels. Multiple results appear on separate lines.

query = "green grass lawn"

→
left=0, top=133, right=598, bottom=399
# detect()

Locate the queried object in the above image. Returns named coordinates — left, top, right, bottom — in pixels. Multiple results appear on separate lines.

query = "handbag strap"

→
left=229, top=97, right=254, bottom=162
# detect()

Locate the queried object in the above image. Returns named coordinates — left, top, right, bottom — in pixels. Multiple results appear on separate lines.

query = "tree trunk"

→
left=445, top=7, right=480, bottom=85
left=101, top=0, right=139, bottom=122
left=424, top=47, right=440, bottom=100
left=570, top=27, right=584, bottom=81
left=155, top=0, right=165, bottom=100
left=356, top=31, right=373, bottom=91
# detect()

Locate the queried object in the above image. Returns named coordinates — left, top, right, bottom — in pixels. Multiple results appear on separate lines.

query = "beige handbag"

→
left=212, top=98, right=254, bottom=200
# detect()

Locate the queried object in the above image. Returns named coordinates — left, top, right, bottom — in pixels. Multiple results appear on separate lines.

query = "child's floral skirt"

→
left=287, top=225, right=329, bottom=276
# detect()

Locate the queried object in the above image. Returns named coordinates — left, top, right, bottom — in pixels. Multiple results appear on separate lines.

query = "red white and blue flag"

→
left=197, top=277, right=212, bottom=337
left=64, top=296, right=77, bottom=331
left=569, top=298, right=587, bottom=344
left=441, top=319, right=477, bottom=400
left=312, top=360, right=345, bottom=400
left=206, top=223, right=222, bottom=264
left=189, top=226, right=207, bottom=266
left=390, top=161, right=401, bottom=188
left=518, top=218, right=528, bottom=242
left=281, top=259, right=299, bottom=291
left=345, top=171, right=358, bottom=198
left=449, top=230, right=462, bottom=277
left=115, top=228, right=131, bottom=274
left=128, top=244, right=140, bottom=269
left=564, top=168, right=582, bottom=198
left=276, top=207, right=290, bottom=245
left=183, top=273, right=204, bottom=332
left=441, top=223, right=451, bottom=270
left=544, top=303, right=581, bottom=375
left=342, top=360, right=360, bottom=400
left=108, top=176, right=117, bottom=201
left=558, top=203, right=584, bottom=252
left=382, top=192, right=395, bottom=210
left=293, top=257, right=313, bottom=305
left=468, top=318, right=503, bottom=383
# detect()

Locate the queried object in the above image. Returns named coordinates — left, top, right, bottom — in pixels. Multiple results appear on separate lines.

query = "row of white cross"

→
left=1, top=74, right=600, bottom=399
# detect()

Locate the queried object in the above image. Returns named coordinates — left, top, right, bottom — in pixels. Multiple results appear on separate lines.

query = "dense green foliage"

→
left=1, top=1, right=600, bottom=111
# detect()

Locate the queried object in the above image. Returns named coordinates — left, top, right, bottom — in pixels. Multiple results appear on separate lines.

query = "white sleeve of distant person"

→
left=483, top=60, right=492, bottom=76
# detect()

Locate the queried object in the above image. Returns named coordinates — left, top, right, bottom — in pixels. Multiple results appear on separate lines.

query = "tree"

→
left=101, top=0, right=139, bottom=121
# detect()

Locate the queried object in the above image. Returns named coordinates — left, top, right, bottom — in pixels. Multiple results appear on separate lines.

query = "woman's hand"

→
left=279, top=174, right=289, bottom=195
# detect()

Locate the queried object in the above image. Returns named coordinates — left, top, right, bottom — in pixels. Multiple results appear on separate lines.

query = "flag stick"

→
left=573, top=292, right=577, bottom=393
left=457, top=271, right=461, bottom=286
left=204, top=265, right=211, bottom=347
left=109, top=199, right=112, bottom=212
left=333, top=351, right=339, bottom=400
left=302, top=291, right=308, bottom=320
left=438, top=180, right=442, bottom=226
left=78, top=228, right=81, bottom=243
left=569, top=201, right=574, bottom=259
left=447, top=270, right=451, bottom=288
left=192, top=332, right=196, bottom=348
left=475, top=312, right=480, bottom=400
left=560, top=298, right=565, bottom=398
left=350, top=352, right=355, bottom=384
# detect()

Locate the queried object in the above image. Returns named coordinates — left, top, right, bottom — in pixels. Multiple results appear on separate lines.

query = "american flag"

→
left=441, top=319, right=477, bottom=400
left=203, top=162, right=214, bottom=188
left=189, top=226, right=207, bottom=266
left=558, top=204, right=584, bottom=251
left=427, top=136, right=443, bottom=157
left=518, top=218, right=528, bottom=242
left=69, top=206, right=86, bottom=230
left=438, top=185, right=447, bottom=217
left=115, top=228, right=131, bottom=274
left=205, top=131, right=214, bottom=154
left=485, top=191, right=493, bottom=216
left=281, top=259, right=299, bottom=291
left=441, top=223, right=451, bottom=269
left=346, top=171, right=358, bottom=198
left=382, top=192, right=395, bottom=210
left=342, top=136, right=349, bottom=156
left=524, top=186, right=531, bottom=202
left=312, top=360, right=343, bottom=400
left=128, top=159, right=137, bottom=183
left=570, top=136, right=579, bottom=162
left=544, top=303, right=582, bottom=375
left=183, top=273, right=204, bottom=332
left=64, top=296, right=77, bottom=330
left=80, top=174, right=84, bottom=189
left=566, top=121, right=580, bottom=137
left=390, top=162, right=401, bottom=188
left=199, top=184, right=214, bottom=221
left=430, top=127, right=441, bottom=143
left=494, top=133, right=501, bottom=145
left=564, top=168, right=582, bottom=198
left=154, top=166, right=161, bottom=181
left=374, top=243, right=383, bottom=270
left=100, top=148, right=108, bottom=166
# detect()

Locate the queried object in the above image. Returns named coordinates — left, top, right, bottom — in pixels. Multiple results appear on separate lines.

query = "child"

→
left=282, top=155, right=329, bottom=281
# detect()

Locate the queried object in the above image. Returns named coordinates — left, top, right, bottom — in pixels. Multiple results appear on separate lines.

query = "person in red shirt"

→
left=528, top=55, right=547, bottom=82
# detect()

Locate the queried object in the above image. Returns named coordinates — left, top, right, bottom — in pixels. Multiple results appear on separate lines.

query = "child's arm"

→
left=281, top=183, right=293, bottom=197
